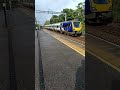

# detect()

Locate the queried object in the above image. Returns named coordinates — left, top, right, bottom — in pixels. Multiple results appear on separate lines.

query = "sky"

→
left=35, top=0, right=84, bottom=25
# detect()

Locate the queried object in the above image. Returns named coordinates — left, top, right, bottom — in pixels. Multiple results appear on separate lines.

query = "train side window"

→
left=62, top=24, right=64, bottom=27
left=67, top=24, right=69, bottom=28
left=68, top=24, right=70, bottom=28
left=63, top=24, right=65, bottom=27
left=69, top=24, right=70, bottom=27
left=61, top=24, right=62, bottom=27
left=66, top=24, right=68, bottom=27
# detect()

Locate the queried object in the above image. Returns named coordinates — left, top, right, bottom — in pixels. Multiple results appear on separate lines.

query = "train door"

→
left=60, top=23, right=64, bottom=33
left=68, top=23, right=73, bottom=32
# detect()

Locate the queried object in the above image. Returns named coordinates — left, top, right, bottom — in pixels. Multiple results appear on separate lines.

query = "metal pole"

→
left=64, top=13, right=66, bottom=21
left=3, top=2, right=7, bottom=27
left=6, top=0, right=17, bottom=89
left=9, top=0, right=12, bottom=10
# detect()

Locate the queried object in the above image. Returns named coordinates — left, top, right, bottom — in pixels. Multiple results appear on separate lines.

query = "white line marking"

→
left=86, top=33, right=120, bottom=48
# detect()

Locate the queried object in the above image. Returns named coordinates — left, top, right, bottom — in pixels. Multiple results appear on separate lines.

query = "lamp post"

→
left=3, top=0, right=7, bottom=27
left=64, top=13, right=67, bottom=21
left=9, top=0, right=12, bottom=9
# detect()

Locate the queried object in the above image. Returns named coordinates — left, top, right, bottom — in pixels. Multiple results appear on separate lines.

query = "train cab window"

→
left=73, top=22, right=80, bottom=28
left=93, top=0, right=109, bottom=4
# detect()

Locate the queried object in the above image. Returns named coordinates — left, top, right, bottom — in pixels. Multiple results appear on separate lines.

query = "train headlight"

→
left=91, top=7, right=97, bottom=12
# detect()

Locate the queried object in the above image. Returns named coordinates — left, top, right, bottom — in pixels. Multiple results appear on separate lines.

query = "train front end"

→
left=91, top=0, right=112, bottom=11
left=72, top=21, right=82, bottom=35
left=86, top=0, right=113, bottom=23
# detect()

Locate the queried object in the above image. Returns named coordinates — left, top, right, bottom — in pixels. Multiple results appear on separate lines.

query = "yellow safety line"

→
left=44, top=30, right=85, bottom=57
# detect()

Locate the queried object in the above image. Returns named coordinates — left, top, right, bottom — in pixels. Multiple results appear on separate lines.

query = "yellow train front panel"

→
left=72, top=22, right=82, bottom=32
left=91, top=0, right=112, bottom=12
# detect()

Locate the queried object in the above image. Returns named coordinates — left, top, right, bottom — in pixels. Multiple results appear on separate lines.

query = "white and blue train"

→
left=44, top=20, right=83, bottom=36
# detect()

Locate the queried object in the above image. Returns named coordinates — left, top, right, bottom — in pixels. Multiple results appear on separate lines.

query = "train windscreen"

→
left=73, top=22, right=80, bottom=28
left=93, top=0, right=109, bottom=4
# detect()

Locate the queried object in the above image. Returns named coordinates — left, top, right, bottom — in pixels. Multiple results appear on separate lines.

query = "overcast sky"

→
left=35, top=0, right=84, bottom=25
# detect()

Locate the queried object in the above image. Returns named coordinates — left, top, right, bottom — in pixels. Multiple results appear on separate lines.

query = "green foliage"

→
left=35, top=23, right=41, bottom=30
left=35, top=23, right=38, bottom=27
left=59, top=14, right=65, bottom=22
left=44, top=20, right=50, bottom=25
left=50, top=15, right=59, bottom=24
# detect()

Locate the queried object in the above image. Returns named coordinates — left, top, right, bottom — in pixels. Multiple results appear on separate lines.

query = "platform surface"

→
left=86, top=33, right=120, bottom=90
left=38, top=30, right=85, bottom=90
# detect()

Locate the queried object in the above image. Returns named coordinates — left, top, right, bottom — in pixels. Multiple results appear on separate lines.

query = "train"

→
left=44, top=20, right=83, bottom=36
left=85, top=0, right=113, bottom=24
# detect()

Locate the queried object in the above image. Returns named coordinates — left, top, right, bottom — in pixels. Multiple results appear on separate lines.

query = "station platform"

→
left=37, top=30, right=85, bottom=90
left=86, top=33, right=120, bottom=72
left=86, top=33, right=120, bottom=89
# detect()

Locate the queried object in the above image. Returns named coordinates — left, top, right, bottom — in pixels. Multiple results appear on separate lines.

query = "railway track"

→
left=44, top=29, right=85, bottom=45
left=86, top=23, right=120, bottom=45
left=86, top=24, right=120, bottom=36
left=44, top=23, right=120, bottom=46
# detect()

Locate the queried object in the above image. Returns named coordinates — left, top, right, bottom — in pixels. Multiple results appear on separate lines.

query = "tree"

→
left=44, top=20, right=50, bottom=25
left=59, top=14, right=65, bottom=22
left=50, top=15, right=59, bottom=24
left=76, top=2, right=85, bottom=21
left=62, top=8, right=74, bottom=20
left=49, top=2, right=85, bottom=23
